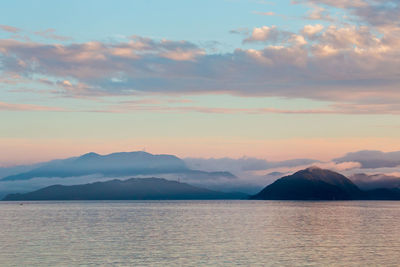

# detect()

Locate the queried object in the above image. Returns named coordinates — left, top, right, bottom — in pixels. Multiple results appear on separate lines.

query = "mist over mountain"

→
left=184, top=157, right=319, bottom=173
left=8, top=167, right=400, bottom=201
left=2, top=151, right=189, bottom=181
left=2, top=150, right=400, bottom=198
left=183, top=157, right=320, bottom=193
left=3, top=177, right=247, bottom=201
left=0, top=151, right=242, bottom=197
left=349, top=173, right=400, bottom=190
left=335, top=150, right=400, bottom=169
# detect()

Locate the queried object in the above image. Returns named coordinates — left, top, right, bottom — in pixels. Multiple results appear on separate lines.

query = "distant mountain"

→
left=1, top=152, right=238, bottom=183
left=251, top=167, right=400, bottom=200
left=251, top=167, right=363, bottom=200
left=2, top=177, right=247, bottom=201
left=364, top=188, right=400, bottom=200
left=350, top=173, right=400, bottom=190
left=0, top=163, right=44, bottom=179
left=1, top=151, right=194, bottom=181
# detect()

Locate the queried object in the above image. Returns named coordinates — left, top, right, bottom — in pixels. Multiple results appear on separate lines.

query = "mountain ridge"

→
left=3, top=177, right=247, bottom=201
left=1, top=151, right=236, bottom=181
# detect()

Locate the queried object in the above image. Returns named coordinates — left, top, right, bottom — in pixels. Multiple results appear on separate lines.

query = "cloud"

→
left=1, top=34, right=400, bottom=114
left=0, top=31, right=399, bottom=111
left=355, top=4, right=400, bottom=28
left=302, top=24, right=324, bottom=36
left=296, top=0, right=367, bottom=9
left=57, top=101, right=400, bottom=115
left=311, top=161, right=361, bottom=171
left=229, top=28, right=250, bottom=35
left=1, top=0, right=400, bottom=115
left=0, top=101, right=65, bottom=112
left=34, top=28, right=73, bottom=41
left=334, top=150, right=400, bottom=168
left=183, top=156, right=366, bottom=192
left=243, top=26, right=291, bottom=43
left=92, top=104, right=342, bottom=115
left=183, top=157, right=323, bottom=192
left=185, top=157, right=270, bottom=173
left=349, top=173, right=400, bottom=190
left=253, top=11, right=276, bottom=16
left=289, top=34, right=308, bottom=45
left=256, top=161, right=361, bottom=179
left=184, top=157, right=319, bottom=174
left=299, top=0, right=400, bottom=27
left=0, top=24, right=21, bottom=33
left=316, top=25, right=377, bottom=50
left=305, top=5, right=334, bottom=21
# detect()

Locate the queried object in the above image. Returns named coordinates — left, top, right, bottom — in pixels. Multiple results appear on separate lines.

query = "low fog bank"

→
left=2, top=150, right=400, bottom=198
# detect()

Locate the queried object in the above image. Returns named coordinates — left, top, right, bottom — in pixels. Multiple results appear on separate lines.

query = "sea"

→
left=0, top=200, right=399, bottom=266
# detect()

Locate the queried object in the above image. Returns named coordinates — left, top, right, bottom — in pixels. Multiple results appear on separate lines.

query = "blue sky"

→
left=1, top=0, right=400, bottom=166
left=1, top=0, right=306, bottom=47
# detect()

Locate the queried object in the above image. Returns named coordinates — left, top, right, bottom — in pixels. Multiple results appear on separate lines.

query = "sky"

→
left=1, top=0, right=400, bottom=166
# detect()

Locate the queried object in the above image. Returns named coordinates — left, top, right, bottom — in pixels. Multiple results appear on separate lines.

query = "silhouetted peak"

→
left=305, top=166, right=323, bottom=172
left=108, top=151, right=151, bottom=157
left=79, top=152, right=100, bottom=159
left=251, top=167, right=363, bottom=200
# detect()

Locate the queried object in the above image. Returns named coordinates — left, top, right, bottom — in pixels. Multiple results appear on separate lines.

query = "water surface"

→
left=1, top=201, right=399, bottom=266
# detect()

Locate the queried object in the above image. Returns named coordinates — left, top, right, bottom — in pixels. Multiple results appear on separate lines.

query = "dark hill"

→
left=364, top=188, right=400, bottom=200
left=251, top=167, right=364, bottom=200
left=3, top=177, right=246, bottom=201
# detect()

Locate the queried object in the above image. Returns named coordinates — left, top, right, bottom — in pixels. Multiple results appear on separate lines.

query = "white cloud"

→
left=302, top=24, right=324, bottom=36
left=244, top=26, right=279, bottom=42
left=312, top=161, right=361, bottom=171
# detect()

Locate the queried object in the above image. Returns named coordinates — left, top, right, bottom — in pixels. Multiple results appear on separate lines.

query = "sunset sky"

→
left=1, top=0, right=400, bottom=166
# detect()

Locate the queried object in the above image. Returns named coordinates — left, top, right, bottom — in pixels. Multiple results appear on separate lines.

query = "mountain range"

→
left=1, top=150, right=400, bottom=200
left=4, top=166, right=400, bottom=201
left=1, top=151, right=235, bottom=181
left=3, top=177, right=246, bottom=201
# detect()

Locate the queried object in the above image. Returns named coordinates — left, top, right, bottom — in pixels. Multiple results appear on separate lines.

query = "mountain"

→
left=3, top=177, right=247, bottom=201
left=365, top=188, right=400, bottom=200
left=251, top=167, right=363, bottom=200
left=349, top=173, right=400, bottom=190
left=1, top=151, right=191, bottom=181
left=0, top=163, right=45, bottom=179
left=1, top=151, right=238, bottom=183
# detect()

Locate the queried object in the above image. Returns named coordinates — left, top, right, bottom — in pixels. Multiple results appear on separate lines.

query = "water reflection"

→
left=0, top=201, right=399, bottom=266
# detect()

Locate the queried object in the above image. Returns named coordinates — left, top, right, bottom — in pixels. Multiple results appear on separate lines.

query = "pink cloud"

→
left=0, top=24, right=21, bottom=33
left=89, top=103, right=400, bottom=115
left=34, top=28, right=73, bottom=41
left=1, top=0, right=400, bottom=114
left=0, top=101, right=65, bottom=112
left=1, top=33, right=399, bottom=109
left=243, top=26, right=284, bottom=42
left=253, top=11, right=276, bottom=16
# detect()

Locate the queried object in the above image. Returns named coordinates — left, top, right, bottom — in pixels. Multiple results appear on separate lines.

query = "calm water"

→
left=1, top=201, right=400, bottom=266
